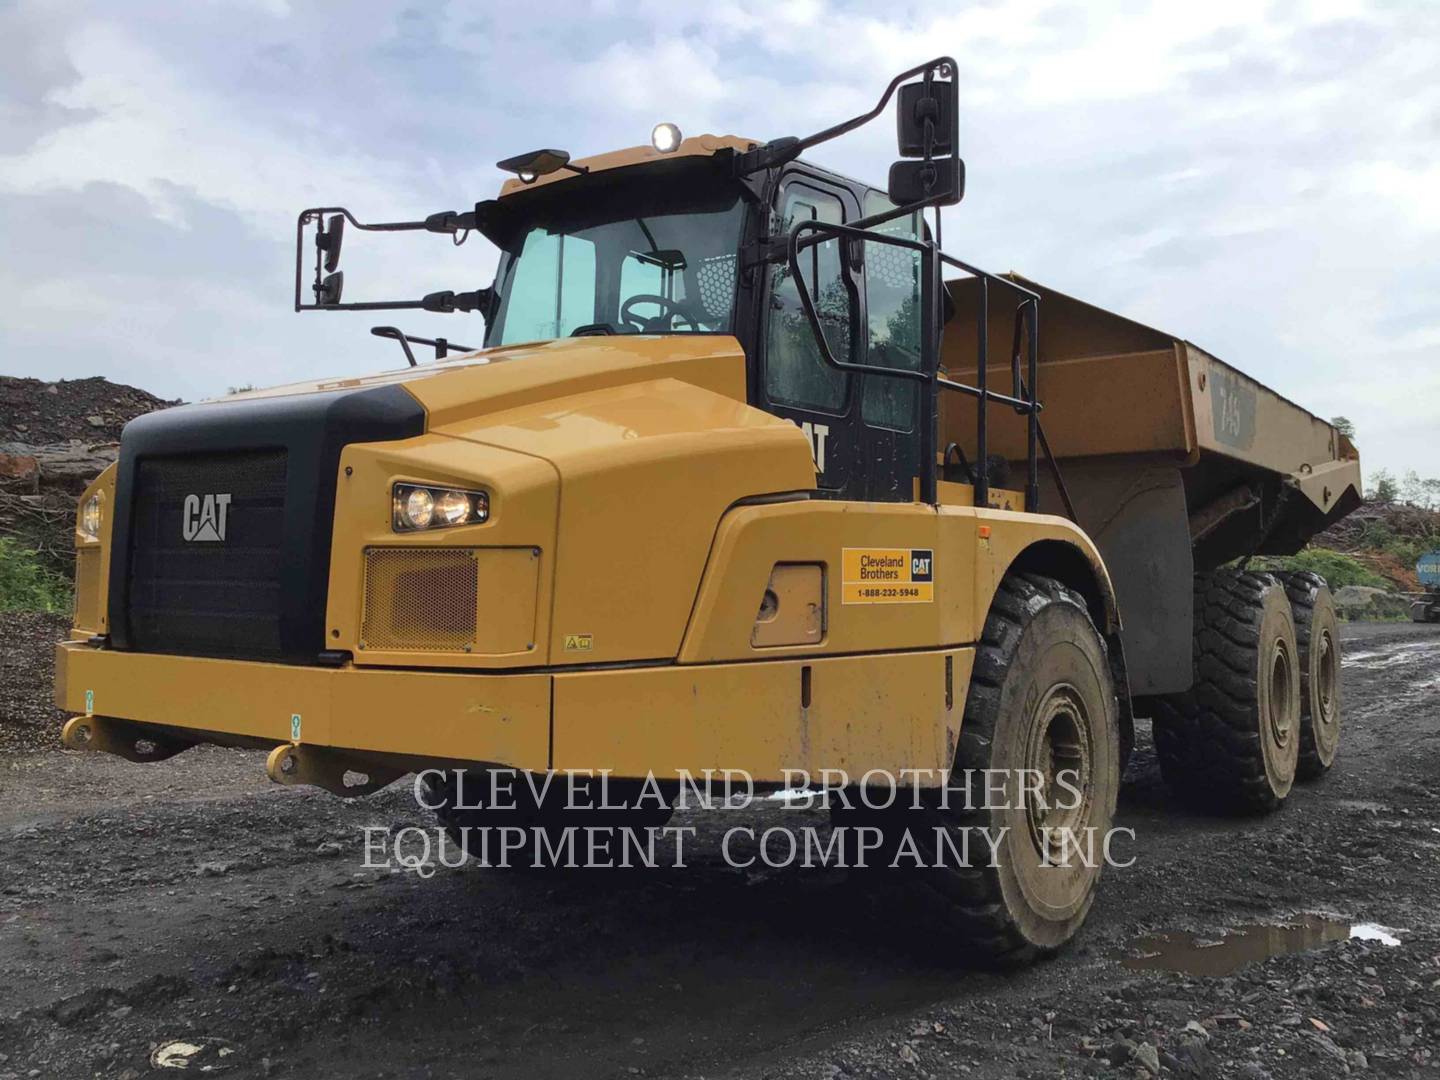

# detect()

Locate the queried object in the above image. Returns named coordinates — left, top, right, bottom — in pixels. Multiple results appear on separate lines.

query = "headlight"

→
left=392, top=483, right=489, bottom=532
left=79, top=492, right=104, bottom=542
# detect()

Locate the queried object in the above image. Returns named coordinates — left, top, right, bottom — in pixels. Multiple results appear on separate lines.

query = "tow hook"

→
left=265, top=743, right=404, bottom=798
left=61, top=715, right=193, bottom=762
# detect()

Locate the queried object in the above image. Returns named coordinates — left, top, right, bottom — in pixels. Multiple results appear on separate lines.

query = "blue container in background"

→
left=1418, top=551, right=1440, bottom=588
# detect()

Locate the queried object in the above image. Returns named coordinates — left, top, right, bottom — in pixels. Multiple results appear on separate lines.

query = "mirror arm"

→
left=734, top=56, right=957, bottom=176
left=295, top=206, right=494, bottom=312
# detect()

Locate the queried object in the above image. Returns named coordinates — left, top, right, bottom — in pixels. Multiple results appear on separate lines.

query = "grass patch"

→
left=0, top=537, right=73, bottom=613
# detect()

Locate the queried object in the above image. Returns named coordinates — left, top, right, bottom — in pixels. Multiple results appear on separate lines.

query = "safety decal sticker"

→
left=291, top=714, right=302, bottom=742
left=563, top=633, right=594, bottom=652
left=841, top=548, right=934, bottom=604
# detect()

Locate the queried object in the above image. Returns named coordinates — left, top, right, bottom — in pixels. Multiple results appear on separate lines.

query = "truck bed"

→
left=937, top=274, right=1362, bottom=696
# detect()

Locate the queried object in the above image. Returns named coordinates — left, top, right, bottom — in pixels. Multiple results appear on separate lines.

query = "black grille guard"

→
left=107, top=384, right=425, bottom=663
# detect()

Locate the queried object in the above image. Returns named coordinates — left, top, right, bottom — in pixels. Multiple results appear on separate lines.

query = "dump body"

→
left=940, top=275, right=1361, bottom=696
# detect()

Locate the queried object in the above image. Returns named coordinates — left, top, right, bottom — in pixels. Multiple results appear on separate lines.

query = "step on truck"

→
left=56, top=60, right=1362, bottom=963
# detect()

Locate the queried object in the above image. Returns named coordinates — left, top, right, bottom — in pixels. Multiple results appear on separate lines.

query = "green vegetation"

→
left=0, top=537, right=73, bottom=613
left=1251, top=549, right=1388, bottom=590
left=1352, top=518, right=1437, bottom=570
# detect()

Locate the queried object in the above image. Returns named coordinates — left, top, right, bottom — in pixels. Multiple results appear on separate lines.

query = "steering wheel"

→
left=620, top=294, right=698, bottom=333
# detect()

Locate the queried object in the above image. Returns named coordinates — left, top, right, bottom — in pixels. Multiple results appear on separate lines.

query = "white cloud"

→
left=0, top=0, right=1437, bottom=479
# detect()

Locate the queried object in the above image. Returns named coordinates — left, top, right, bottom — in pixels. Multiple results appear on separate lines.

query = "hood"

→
left=217, top=334, right=752, bottom=428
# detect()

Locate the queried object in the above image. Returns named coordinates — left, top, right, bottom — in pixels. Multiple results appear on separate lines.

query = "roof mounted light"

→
left=651, top=122, right=682, bottom=154
left=495, top=149, right=587, bottom=184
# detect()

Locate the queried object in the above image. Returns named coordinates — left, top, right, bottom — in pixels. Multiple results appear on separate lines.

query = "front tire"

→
left=832, top=573, right=1120, bottom=964
left=1153, top=571, right=1301, bottom=813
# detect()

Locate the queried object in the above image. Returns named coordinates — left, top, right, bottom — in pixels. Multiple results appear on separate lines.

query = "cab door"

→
left=758, top=176, right=927, bottom=502
left=758, top=176, right=862, bottom=497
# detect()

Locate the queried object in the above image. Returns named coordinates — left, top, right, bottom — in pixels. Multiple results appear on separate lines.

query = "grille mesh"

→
left=361, top=548, right=479, bottom=652
left=127, top=450, right=288, bottom=658
left=74, top=547, right=102, bottom=631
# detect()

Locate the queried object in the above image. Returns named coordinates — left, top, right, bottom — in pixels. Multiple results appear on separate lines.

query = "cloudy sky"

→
left=2, top=0, right=1437, bottom=481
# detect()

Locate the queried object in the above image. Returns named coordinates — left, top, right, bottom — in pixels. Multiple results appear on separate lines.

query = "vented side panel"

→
left=361, top=548, right=479, bottom=652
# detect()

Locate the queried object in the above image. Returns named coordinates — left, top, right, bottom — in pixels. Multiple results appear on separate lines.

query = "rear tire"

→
left=831, top=572, right=1120, bottom=964
left=1276, top=571, right=1341, bottom=780
left=1152, top=571, right=1301, bottom=814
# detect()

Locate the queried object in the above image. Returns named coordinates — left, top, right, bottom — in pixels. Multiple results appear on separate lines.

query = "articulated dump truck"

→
left=55, top=60, right=1360, bottom=963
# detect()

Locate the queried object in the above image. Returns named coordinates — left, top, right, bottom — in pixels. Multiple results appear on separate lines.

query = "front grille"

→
left=361, top=547, right=479, bottom=652
left=127, top=450, right=288, bottom=659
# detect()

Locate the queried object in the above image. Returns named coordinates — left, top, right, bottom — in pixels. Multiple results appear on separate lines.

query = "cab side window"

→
left=765, top=186, right=851, bottom=413
left=860, top=190, right=923, bottom=431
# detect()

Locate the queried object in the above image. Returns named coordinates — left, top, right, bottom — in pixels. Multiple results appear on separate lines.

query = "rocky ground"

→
left=0, top=621, right=1437, bottom=1079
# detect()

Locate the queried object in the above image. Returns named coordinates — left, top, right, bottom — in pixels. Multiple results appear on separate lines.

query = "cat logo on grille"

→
left=182, top=493, right=232, bottom=542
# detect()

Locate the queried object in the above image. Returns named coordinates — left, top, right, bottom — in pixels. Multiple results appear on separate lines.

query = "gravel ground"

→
left=1, top=620, right=1437, bottom=1079
left=0, top=612, right=69, bottom=754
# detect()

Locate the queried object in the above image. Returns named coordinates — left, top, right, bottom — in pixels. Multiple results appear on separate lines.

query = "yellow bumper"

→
left=55, top=641, right=973, bottom=781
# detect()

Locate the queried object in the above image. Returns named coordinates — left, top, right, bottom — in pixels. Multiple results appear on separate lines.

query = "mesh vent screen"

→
left=362, top=548, right=479, bottom=652
left=696, top=254, right=737, bottom=322
left=74, top=547, right=102, bottom=630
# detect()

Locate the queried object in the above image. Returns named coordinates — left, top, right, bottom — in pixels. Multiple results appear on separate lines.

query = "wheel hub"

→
left=1024, top=684, right=1094, bottom=858
left=1268, top=638, right=1295, bottom=747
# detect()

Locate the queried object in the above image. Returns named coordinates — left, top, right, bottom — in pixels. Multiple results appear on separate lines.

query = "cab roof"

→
left=498, top=134, right=758, bottom=198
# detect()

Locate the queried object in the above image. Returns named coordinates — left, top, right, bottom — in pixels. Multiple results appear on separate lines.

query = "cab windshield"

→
left=486, top=169, right=747, bottom=345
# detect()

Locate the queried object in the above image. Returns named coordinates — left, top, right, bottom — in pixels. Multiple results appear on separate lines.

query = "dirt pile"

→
left=1311, top=497, right=1440, bottom=593
left=0, top=375, right=177, bottom=445
left=0, top=376, right=178, bottom=577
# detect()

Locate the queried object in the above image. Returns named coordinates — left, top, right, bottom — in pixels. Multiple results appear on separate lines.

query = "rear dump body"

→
left=940, top=275, right=1361, bottom=696
left=57, top=334, right=1118, bottom=785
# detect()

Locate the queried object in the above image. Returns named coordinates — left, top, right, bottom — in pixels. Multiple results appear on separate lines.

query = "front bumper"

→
left=55, top=641, right=973, bottom=784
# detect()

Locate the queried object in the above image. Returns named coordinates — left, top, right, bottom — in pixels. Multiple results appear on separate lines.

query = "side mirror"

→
left=896, top=79, right=956, bottom=157
left=317, top=215, right=345, bottom=273
left=888, top=158, right=965, bottom=206
left=891, top=73, right=963, bottom=207
left=316, top=271, right=344, bottom=306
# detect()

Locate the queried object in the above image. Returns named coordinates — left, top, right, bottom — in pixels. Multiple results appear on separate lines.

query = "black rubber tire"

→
left=1274, top=571, right=1342, bottom=780
left=830, top=572, right=1120, bottom=965
left=1152, top=571, right=1301, bottom=814
left=423, top=770, right=674, bottom=869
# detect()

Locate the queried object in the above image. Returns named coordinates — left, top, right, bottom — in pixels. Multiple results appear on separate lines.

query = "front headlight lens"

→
left=401, top=487, right=434, bottom=529
left=434, top=489, right=471, bottom=526
left=79, top=492, right=104, bottom=541
left=392, top=483, right=489, bottom=532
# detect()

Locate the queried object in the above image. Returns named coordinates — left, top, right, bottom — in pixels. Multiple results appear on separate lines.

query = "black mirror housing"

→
left=317, top=214, right=345, bottom=272
left=888, top=158, right=964, bottom=207
left=316, top=271, right=344, bottom=306
left=896, top=79, right=956, bottom=158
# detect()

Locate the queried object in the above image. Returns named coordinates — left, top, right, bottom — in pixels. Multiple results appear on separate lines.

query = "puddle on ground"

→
left=1117, top=915, right=1402, bottom=977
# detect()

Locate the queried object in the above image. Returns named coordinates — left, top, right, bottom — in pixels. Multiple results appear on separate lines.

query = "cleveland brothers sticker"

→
left=841, top=548, right=934, bottom=604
